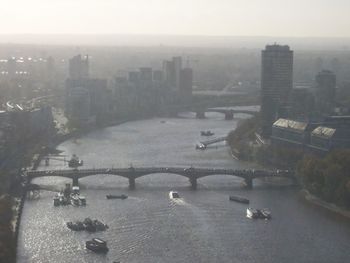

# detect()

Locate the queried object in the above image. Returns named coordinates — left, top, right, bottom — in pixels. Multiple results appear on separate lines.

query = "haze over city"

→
left=0, top=1, right=350, bottom=263
left=1, top=0, right=350, bottom=47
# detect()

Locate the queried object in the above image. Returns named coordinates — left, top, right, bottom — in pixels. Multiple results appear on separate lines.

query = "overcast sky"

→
left=1, top=0, right=350, bottom=37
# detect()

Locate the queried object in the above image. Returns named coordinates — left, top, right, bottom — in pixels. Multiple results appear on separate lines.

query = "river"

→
left=17, top=111, right=350, bottom=263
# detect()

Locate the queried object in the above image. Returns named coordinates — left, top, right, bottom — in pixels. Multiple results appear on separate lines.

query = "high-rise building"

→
left=66, top=78, right=108, bottom=122
left=173, top=56, right=182, bottom=91
left=153, top=70, right=163, bottom=82
left=69, top=54, right=89, bottom=80
left=162, top=60, right=175, bottom=90
left=139, top=67, right=153, bottom=89
left=315, top=70, right=336, bottom=115
left=66, top=55, right=107, bottom=125
left=180, top=68, right=193, bottom=100
left=260, top=44, right=293, bottom=138
left=162, top=56, right=182, bottom=91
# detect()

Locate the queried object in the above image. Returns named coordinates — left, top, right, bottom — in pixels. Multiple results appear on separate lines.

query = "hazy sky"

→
left=1, top=0, right=350, bottom=37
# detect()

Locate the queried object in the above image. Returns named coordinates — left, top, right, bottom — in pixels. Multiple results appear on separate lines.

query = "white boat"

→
left=86, top=238, right=109, bottom=253
left=70, top=194, right=80, bottom=206
left=247, top=208, right=271, bottom=219
left=195, top=143, right=206, bottom=150
left=169, top=191, right=180, bottom=199
left=246, top=207, right=259, bottom=219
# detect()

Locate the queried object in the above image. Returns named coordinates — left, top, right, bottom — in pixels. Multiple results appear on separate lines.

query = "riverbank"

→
left=300, top=189, right=350, bottom=219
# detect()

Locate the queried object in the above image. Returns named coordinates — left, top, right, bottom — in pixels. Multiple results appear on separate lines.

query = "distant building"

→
left=69, top=54, right=89, bottom=80
left=139, top=67, right=153, bottom=89
left=173, top=56, right=182, bottom=91
left=162, top=59, right=176, bottom=91
left=179, top=68, right=193, bottom=100
left=65, top=78, right=108, bottom=125
left=261, top=44, right=293, bottom=138
left=153, top=70, right=163, bottom=82
left=288, top=87, right=315, bottom=120
left=271, top=118, right=311, bottom=147
left=162, top=56, right=182, bottom=91
left=65, top=86, right=91, bottom=123
left=271, top=117, right=350, bottom=155
left=309, top=126, right=350, bottom=153
left=315, top=70, right=336, bottom=116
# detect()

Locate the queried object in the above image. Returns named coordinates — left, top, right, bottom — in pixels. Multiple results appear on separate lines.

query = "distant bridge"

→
left=204, top=108, right=258, bottom=120
left=26, top=167, right=294, bottom=190
left=169, top=105, right=258, bottom=120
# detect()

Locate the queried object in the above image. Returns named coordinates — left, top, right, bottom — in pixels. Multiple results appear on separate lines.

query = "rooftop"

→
left=273, top=118, right=308, bottom=132
left=311, top=126, right=336, bottom=138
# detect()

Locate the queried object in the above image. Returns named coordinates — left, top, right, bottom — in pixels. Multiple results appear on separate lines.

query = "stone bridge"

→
left=201, top=108, right=258, bottom=120
left=167, top=104, right=258, bottom=120
left=26, top=167, right=294, bottom=190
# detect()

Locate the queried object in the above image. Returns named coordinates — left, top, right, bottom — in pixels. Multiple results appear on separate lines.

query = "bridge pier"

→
left=129, top=177, right=136, bottom=190
left=196, top=111, right=205, bottom=119
left=225, top=111, right=234, bottom=120
left=190, top=177, right=197, bottom=190
left=72, top=176, right=79, bottom=187
left=244, top=178, right=253, bottom=189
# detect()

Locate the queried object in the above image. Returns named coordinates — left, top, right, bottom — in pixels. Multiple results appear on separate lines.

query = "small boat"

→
left=201, top=130, right=214, bottom=136
left=67, top=221, right=85, bottom=231
left=86, top=238, right=109, bottom=253
left=260, top=208, right=271, bottom=219
left=247, top=208, right=271, bottom=219
left=53, top=195, right=60, bottom=206
left=169, top=191, right=180, bottom=199
left=106, top=194, right=128, bottom=200
left=79, top=196, right=86, bottom=206
left=53, top=192, right=69, bottom=206
left=195, top=144, right=206, bottom=150
left=246, top=207, right=259, bottom=219
left=68, top=154, right=83, bottom=168
left=67, top=218, right=108, bottom=232
left=70, top=194, right=80, bottom=206
left=229, top=195, right=250, bottom=204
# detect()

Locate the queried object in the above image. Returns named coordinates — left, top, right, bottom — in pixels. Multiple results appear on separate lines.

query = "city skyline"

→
left=1, top=0, right=350, bottom=37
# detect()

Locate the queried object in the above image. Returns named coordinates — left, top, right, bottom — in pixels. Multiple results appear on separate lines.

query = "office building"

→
left=315, top=70, right=336, bottom=116
left=69, top=54, right=89, bottom=80
left=261, top=44, right=293, bottom=138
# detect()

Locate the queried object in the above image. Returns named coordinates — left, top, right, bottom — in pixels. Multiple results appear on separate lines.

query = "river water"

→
left=17, top=111, right=350, bottom=263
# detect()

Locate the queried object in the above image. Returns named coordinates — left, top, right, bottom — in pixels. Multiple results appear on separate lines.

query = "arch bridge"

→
left=171, top=105, right=258, bottom=120
left=26, top=167, right=294, bottom=190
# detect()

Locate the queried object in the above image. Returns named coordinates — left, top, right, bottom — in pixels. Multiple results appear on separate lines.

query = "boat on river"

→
left=246, top=208, right=271, bottom=219
left=195, top=143, right=206, bottom=150
left=246, top=207, right=259, bottom=219
left=201, top=130, right=214, bottom=136
left=68, top=154, right=83, bottom=168
left=229, top=195, right=249, bottom=204
left=86, top=238, right=109, bottom=253
left=67, top=218, right=108, bottom=232
left=70, top=186, right=86, bottom=206
left=260, top=208, right=271, bottom=219
left=106, top=194, right=128, bottom=200
left=70, top=193, right=80, bottom=206
left=169, top=191, right=180, bottom=199
left=53, top=192, right=69, bottom=206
